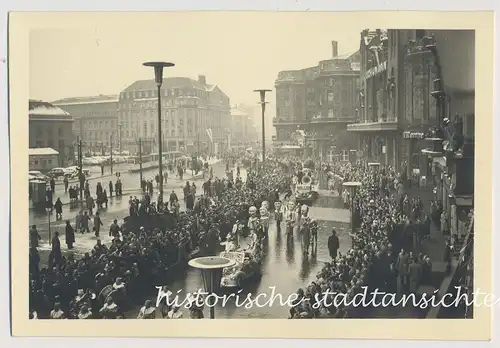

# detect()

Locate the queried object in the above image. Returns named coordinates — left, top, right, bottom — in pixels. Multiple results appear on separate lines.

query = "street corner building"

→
left=29, top=99, right=75, bottom=167
left=347, top=29, right=474, bottom=178
left=117, top=75, right=231, bottom=156
left=273, top=40, right=360, bottom=163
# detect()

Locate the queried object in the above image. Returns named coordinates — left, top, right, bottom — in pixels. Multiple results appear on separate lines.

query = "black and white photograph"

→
left=10, top=11, right=492, bottom=340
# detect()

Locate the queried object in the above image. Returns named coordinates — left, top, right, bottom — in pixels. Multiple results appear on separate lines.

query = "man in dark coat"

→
left=395, top=249, right=409, bottom=295
left=327, top=229, right=340, bottom=260
left=65, top=220, right=75, bottom=249
left=51, top=231, right=62, bottom=267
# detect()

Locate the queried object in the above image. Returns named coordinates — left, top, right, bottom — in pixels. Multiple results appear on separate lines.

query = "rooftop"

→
left=276, top=50, right=360, bottom=82
left=29, top=100, right=71, bottom=117
left=122, top=77, right=217, bottom=93
left=52, top=94, right=118, bottom=106
left=230, top=107, right=248, bottom=117
left=29, top=147, right=59, bottom=156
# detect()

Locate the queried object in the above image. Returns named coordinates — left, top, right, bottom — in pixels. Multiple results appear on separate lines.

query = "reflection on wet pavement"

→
left=148, top=212, right=350, bottom=319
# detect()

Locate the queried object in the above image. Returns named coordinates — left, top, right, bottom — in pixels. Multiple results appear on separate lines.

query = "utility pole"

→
left=118, top=123, right=123, bottom=154
left=77, top=137, right=83, bottom=201
left=138, top=138, right=143, bottom=187
left=254, top=89, right=272, bottom=170
left=110, top=133, right=113, bottom=175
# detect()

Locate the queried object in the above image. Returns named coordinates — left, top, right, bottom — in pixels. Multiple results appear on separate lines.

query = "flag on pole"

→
left=206, top=128, right=213, bottom=143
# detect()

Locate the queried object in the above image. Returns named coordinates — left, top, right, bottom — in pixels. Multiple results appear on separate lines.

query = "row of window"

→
left=82, top=111, right=114, bottom=118
left=83, top=131, right=113, bottom=141
left=120, top=88, right=209, bottom=100
left=120, top=98, right=203, bottom=110
left=82, top=119, right=117, bottom=130
left=277, top=107, right=339, bottom=119
left=33, top=127, right=66, bottom=137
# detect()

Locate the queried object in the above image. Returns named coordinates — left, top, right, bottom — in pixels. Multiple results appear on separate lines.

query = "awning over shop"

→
left=455, top=196, right=473, bottom=207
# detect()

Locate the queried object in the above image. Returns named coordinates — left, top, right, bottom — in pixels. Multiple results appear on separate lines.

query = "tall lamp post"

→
left=188, top=256, right=235, bottom=319
left=45, top=206, right=52, bottom=245
left=342, top=181, right=362, bottom=241
left=254, top=89, right=271, bottom=170
left=143, top=61, right=175, bottom=204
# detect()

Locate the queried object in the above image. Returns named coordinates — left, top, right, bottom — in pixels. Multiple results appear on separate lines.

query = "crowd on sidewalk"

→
left=289, top=162, right=444, bottom=319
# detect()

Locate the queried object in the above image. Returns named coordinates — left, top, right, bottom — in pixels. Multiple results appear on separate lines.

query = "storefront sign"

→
left=364, top=61, right=387, bottom=80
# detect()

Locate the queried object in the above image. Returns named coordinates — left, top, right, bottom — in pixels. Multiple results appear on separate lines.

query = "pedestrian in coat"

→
left=327, top=229, right=340, bottom=259
left=93, top=212, right=103, bottom=237
left=65, top=220, right=75, bottom=249
left=51, top=231, right=62, bottom=267
left=30, top=225, right=41, bottom=249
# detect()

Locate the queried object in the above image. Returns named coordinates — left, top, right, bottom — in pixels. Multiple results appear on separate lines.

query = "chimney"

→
left=331, top=41, right=338, bottom=58
left=198, top=75, right=206, bottom=85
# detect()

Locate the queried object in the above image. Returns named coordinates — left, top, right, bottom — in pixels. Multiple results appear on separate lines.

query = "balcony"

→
left=272, top=117, right=309, bottom=126
left=310, top=115, right=354, bottom=124
left=347, top=117, right=398, bottom=132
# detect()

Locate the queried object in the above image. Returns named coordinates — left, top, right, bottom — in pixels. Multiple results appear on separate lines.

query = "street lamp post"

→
left=45, top=206, right=52, bottom=245
left=143, top=61, right=175, bottom=204
left=188, top=256, right=235, bottom=319
left=342, top=181, right=362, bottom=241
left=254, top=89, right=271, bottom=170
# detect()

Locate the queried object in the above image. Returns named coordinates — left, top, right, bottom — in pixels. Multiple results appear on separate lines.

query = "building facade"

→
left=29, top=100, right=74, bottom=167
left=274, top=41, right=360, bottom=161
left=52, top=95, right=119, bottom=155
left=118, top=75, right=230, bottom=155
left=230, top=105, right=258, bottom=147
left=347, top=29, right=447, bottom=171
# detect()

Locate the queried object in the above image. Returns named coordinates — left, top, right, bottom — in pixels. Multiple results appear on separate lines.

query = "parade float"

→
left=220, top=207, right=263, bottom=290
left=295, top=167, right=319, bottom=206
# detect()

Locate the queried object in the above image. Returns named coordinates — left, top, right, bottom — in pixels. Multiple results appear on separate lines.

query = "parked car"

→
left=64, top=166, right=91, bottom=179
left=28, top=170, right=49, bottom=182
left=47, top=167, right=66, bottom=179
left=82, top=157, right=96, bottom=165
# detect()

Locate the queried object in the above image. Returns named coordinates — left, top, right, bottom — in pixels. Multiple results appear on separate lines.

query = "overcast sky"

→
left=29, top=12, right=362, bottom=126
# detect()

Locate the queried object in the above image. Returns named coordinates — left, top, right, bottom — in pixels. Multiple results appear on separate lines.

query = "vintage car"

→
left=295, top=191, right=318, bottom=206
left=295, top=170, right=319, bottom=206
left=220, top=250, right=262, bottom=290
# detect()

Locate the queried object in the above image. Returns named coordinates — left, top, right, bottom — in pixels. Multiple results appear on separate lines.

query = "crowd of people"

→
left=30, top=147, right=450, bottom=320
left=29, top=150, right=290, bottom=320
left=289, top=162, right=436, bottom=319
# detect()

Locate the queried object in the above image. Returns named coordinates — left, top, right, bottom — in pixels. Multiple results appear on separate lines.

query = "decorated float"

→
left=295, top=167, right=319, bottom=206
left=219, top=206, right=263, bottom=290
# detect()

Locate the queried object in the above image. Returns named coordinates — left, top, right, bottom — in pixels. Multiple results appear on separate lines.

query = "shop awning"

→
left=456, top=196, right=473, bottom=207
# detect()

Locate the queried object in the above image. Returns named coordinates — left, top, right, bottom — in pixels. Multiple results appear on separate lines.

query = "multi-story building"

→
left=230, top=105, right=258, bottom=147
left=347, top=29, right=406, bottom=167
left=274, top=41, right=360, bottom=161
left=29, top=100, right=74, bottom=166
left=52, top=94, right=119, bottom=155
left=348, top=29, right=474, bottom=174
left=118, top=75, right=230, bottom=155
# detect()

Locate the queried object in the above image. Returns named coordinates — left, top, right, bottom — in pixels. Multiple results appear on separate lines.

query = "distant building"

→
left=29, top=100, right=74, bottom=166
left=118, top=75, right=230, bottom=155
left=52, top=94, right=119, bottom=155
left=274, top=40, right=360, bottom=161
left=29, top=147, right=59, bottom=171
left=230, top=105, right=257, bottom=147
